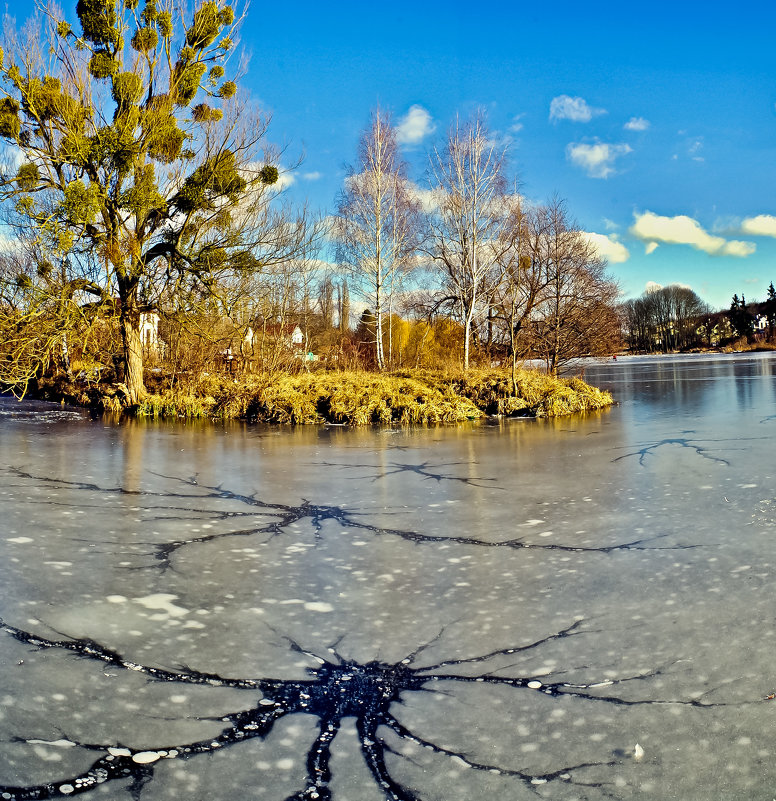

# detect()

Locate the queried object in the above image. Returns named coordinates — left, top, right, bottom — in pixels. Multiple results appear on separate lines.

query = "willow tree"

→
left=0, top=1, right=283, bottom=403
left=334, top=110, right=421, bottom=370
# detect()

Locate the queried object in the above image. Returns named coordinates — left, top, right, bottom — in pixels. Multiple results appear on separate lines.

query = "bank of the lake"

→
left=36, top=368, right=613, bottom=424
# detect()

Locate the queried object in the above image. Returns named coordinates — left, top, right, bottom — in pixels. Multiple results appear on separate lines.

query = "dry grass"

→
left=97, top=367, right=612, bottom=424
left=394, top=368, right=612, bottom=418
left=242, top=373, right=482, bottom=425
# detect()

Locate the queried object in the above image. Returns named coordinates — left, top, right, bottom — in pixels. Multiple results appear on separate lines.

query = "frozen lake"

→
left=0, top=352, right=775, bottom=800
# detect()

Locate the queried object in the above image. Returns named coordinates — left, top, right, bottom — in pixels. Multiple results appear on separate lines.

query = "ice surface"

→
left=0, top=353, right=775, bottom=799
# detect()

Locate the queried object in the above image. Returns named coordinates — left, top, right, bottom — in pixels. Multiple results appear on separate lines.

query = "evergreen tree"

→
left=339, top=279, right=351, bottom=334
left=355, top=307, right=376, bottom=366
left=728, top=293, right=754, bottom=339
left=766, top=282, right=776, bottom=340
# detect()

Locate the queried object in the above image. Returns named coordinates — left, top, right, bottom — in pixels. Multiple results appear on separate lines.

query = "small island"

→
left=35, top=367, right=613, bottom=425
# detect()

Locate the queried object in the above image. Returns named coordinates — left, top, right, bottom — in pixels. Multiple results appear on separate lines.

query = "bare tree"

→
left=489, top=199, right=548, bottom=393
left=529, top=199, right=620, bottom=376
left=620, top=284, right=709, bottom=353
left=424, top=113, right=510, bottom=370
left=334, top=110, right=421, bottom=370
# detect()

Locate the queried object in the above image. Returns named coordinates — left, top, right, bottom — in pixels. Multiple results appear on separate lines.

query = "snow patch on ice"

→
left=132, top=751, right=162, bottom=764
left=304, top=602, right=334, bottom=613
left=133, top=594, right=189, bottom=618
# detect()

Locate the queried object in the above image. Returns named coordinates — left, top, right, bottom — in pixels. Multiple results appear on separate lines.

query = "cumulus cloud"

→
left=645, top=241, right=659, bottom=255
left=0, top=146, right=25, bottom=175
left=245, top=162, right=295, bottom=191
left=624, top=117, right=650, bottom=131
left=407, top=184, right=444, bottom=213
left=396, top=105, right=436, bottom=145
left=273, top=170, right=295, bottom=190
left=566, top=140, right=632, bottom=178
left=321, top=215, right=339, bottom=240
left=630, top=211, right=756, bottom=257
left=741, top=214, right=776, bottom=237
left=0, top=226, right=21, bottom=256
left=583, top=232, right=630, bottom=263
left=549, top=95, right=605, bottom=123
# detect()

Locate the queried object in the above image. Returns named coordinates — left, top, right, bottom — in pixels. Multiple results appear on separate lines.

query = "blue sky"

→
left=235, top=0, right=776, bottom=310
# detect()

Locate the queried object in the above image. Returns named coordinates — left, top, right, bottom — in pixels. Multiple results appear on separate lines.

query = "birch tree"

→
left=424, top=113, right=510, bottom=370
left=334, top=110, right=420, bottom=370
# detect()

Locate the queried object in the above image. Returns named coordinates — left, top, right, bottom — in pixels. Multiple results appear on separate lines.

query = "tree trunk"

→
left=60, top=333, right=73, bottom=380
left=463, top=315, right=471, bottom=370
left=120, top=309, right=146, bottom=405
left=375, top=296, right=385, bottom=371
left=510, top=324, right=518, bottom=396
left=463, top=293, right=476, bottom=371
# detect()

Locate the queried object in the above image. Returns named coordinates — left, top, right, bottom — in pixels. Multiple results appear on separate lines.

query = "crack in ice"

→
left=0, top=618, right=730, bottom=801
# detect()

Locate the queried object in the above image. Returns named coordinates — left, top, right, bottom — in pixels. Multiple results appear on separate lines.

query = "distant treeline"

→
left=619, top=282, right=776, bottom=353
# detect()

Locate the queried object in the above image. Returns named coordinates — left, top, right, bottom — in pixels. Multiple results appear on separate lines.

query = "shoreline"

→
left=28, top=368, right=614, bottom=425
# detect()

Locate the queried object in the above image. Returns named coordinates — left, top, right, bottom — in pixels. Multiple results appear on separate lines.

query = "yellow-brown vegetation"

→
left=34, top=367, right=612, bottom=424
left=105, top=368, right=612, bottom=424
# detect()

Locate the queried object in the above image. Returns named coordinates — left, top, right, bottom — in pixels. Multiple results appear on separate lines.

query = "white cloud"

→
left=624, top=117, right=650, bottom=131
left=322, top=215, right=339, bottom=240
left=645, top=241, right=659, bottom=255
left=409, top=184, right=443, bottom=213
left=262, top=172, right=295, bottom=194
left=722, top=241, right=757, bottom=257
left=301, top=171, right=322, bottom=181
left=0, top=145, right=25, bottom=175
left=711, top=215, right=741, bottom=235
left=510, top=114, right=525, bottom=133
left=741, top=214, right=776, bottom=237
left=0, top=226, right=21, bottom=256
left=549, top=95, right=605, bottom=123
left=566, top=140, right=632, bottom=178
left=583, top=232, right=630, bottom=263
left=275, top=170, right=295, bottom=190
left=396, top=105, right=436, bottom=145
left=244, top=161, right=295, bottom=191
left=630, top=211, right=756, bottom=257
